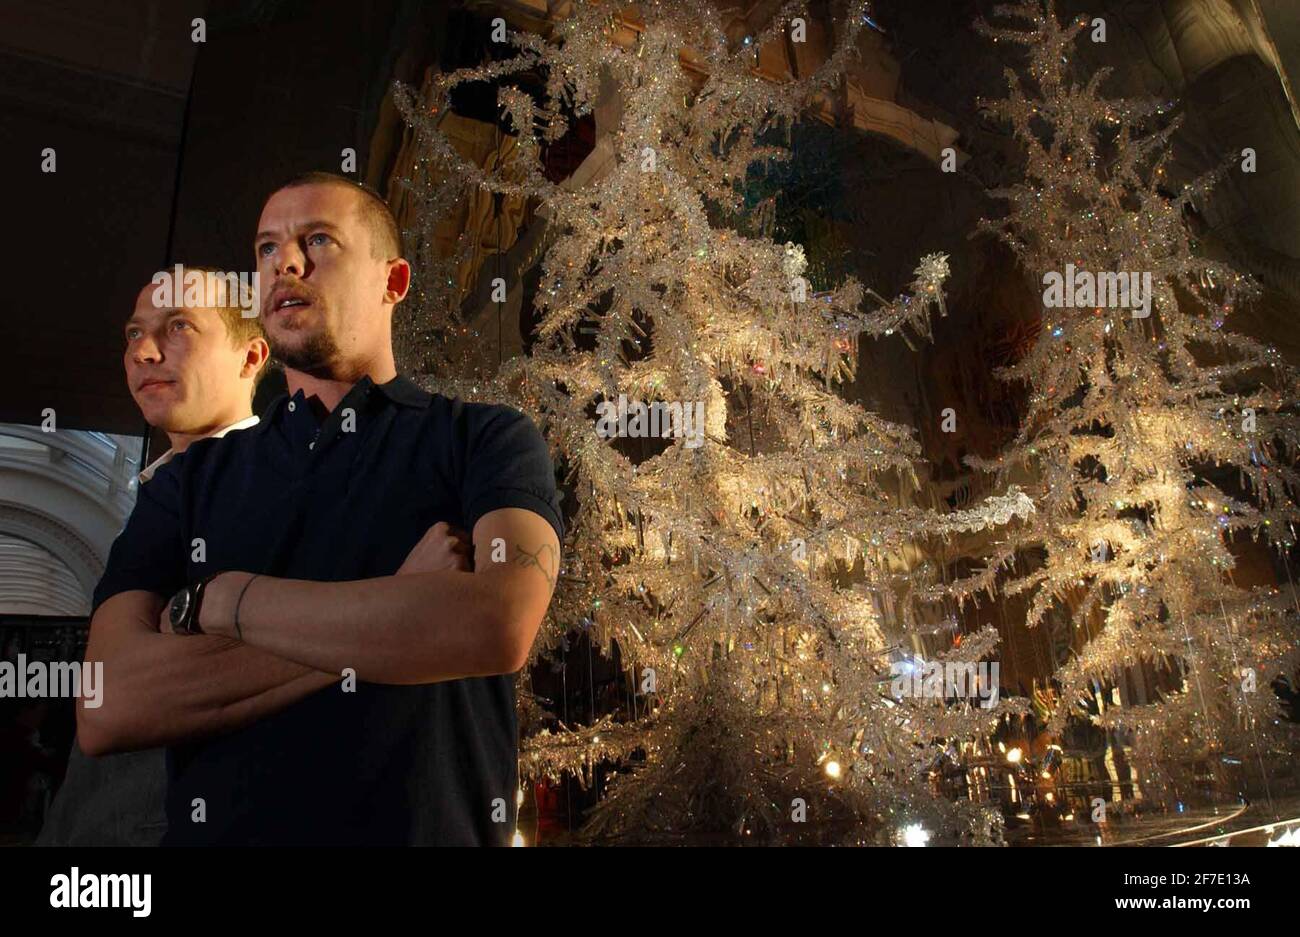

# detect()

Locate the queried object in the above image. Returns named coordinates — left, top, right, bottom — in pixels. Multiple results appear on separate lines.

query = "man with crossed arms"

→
left=44, top=265, right=268, bottom=844
left=79, top=174, right=562, bottom=845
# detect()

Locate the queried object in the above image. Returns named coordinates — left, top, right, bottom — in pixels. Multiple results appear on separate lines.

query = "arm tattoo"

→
left=513, top=543, right=559, bottom=590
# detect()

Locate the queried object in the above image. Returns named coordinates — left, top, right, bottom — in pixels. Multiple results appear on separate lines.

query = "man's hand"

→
left=163, top=523, right=473, bottom=637
left=158, top=509, right=558, bottom=683
left=397, top=521, right=473, bottom=574
left=82, top=590, right=339, bottom=755
left=158, top=600, right=176, bottom=635
left=153, top=598, right=173, bottom=634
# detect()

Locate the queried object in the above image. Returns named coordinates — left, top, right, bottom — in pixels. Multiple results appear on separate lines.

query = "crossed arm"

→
left=78, top=508, right=559, bottom=756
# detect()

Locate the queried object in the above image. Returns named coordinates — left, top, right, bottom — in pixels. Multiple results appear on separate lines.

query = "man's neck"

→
left=166, top=410, right=253, bottom=455
left=285, top=357, right=397, bottom=415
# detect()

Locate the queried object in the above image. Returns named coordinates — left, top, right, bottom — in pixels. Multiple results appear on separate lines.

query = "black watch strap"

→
left=170, top=574, right=217, bottom=635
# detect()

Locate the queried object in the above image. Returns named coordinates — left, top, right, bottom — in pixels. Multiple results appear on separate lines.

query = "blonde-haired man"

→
left=39, top=267, right=269, bottom=844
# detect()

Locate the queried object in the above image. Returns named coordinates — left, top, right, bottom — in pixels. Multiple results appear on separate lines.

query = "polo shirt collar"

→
left=138, top=414, right=261, bottom=483
left=373, top=374, right=432, bottom=409
left=263, top=374, right=432, bottom=420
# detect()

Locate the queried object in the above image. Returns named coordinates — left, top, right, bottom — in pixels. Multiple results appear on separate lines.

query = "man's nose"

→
left=275, top=243, right=306, bottom=277
left=133, top=335, right=162, bottom=364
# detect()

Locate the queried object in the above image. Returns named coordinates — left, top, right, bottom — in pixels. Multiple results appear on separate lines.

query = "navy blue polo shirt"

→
left=91, top=375, right=564, bottom=845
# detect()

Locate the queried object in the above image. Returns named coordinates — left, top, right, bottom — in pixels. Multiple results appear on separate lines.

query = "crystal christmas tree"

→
left=969, top=0, right=1300, bottom=796
left=393, top=0, right=1033, bottom=844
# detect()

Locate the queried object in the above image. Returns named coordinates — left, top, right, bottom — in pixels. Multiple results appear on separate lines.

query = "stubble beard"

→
left=268, top=316, right=342, bottom=376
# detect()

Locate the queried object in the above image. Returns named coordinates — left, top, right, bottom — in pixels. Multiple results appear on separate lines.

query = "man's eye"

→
left=171, top=320, right=192, bottom=331
left=257, top=243, right=275, bottom=257
left=307, top=233, right=331, bottom=247
left=125, top=329, right=140, bottom=341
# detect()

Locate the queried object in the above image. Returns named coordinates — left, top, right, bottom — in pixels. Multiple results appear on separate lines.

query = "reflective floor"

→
left=1005, top=794, right=1300, bottom=846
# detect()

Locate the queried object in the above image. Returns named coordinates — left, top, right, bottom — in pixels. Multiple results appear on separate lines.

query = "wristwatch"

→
left=167, top=574, right=218, bottom=635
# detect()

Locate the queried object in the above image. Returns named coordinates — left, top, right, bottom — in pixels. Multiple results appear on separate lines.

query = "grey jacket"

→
left=37, top=743, right=167, bottom=845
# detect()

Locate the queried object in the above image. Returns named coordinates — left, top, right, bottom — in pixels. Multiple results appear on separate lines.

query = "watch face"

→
left=169, top=589, right=191, bottom=630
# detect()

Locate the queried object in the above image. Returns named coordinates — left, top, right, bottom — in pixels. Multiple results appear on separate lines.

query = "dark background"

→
left=0, top=0, right=452, bottom=441
left=1, top=0, right=1297, bottom=843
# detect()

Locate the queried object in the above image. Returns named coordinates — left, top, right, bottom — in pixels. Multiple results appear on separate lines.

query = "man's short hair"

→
left=152, top=265, right=269, bottom=389
left=273, top=171, right=403, bottom=260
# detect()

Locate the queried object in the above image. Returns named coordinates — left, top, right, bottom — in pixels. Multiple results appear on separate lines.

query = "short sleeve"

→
left=91, top=465, right=188, bottom=614
left=460, top=405, right=564, bottom=543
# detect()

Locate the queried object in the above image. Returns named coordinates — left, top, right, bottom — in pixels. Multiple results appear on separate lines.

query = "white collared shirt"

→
left=137, top=415, right=260, bottom=484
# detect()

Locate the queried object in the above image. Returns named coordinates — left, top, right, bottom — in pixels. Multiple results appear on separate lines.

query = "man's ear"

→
left=385, top=258, right=411, bottom=305
left=242, top=337, right=270, bottom=379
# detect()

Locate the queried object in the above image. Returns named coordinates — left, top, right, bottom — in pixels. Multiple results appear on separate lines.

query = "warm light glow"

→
left=824, top=760, right=842, bottom=779
left=900, top=823, right=930, bottom=847
left=1006, top=747, right=1023, bottom=764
